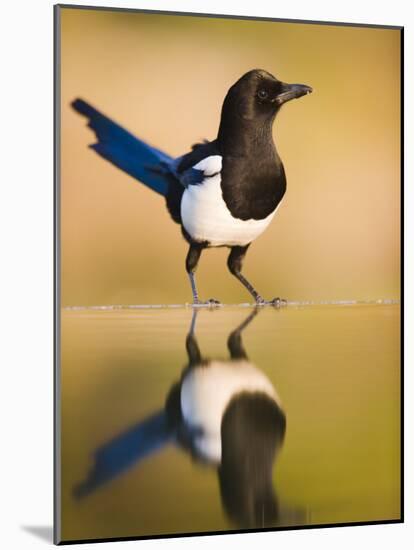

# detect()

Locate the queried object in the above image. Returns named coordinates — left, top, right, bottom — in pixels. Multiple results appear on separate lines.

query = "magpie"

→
left=73, top=308, right=287, bottom=528
left=168, top=308, right=287, bottom=527
left=72, top=69, right=312, bottom=305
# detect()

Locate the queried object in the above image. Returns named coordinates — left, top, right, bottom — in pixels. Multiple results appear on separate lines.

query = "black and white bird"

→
left=72, top=69, right=312, bottom=305
left=74, top=308, right=287, bottom=528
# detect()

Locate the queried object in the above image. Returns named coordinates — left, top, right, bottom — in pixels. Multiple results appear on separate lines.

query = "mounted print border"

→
left=54, top=4, right=404, bottom=545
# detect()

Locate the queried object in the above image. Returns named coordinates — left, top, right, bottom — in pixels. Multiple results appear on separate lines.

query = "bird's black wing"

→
left=164, top=140, right=221, bottom=224
left=71, top=99, right=221, bottom=226
left=167, top=140, right=221, bottom=186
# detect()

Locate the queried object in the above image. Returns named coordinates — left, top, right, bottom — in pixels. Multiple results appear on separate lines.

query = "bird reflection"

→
left=74, top=308, right=287, bottom=529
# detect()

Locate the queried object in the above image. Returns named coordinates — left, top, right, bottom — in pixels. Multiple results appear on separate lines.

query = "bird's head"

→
left=221, top=69, right=312, bottom=124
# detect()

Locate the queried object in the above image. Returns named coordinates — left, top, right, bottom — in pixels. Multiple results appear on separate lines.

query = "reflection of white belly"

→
left=181, top=174, right=276, bottom=247
left=180, top=360, right=280, bottom=463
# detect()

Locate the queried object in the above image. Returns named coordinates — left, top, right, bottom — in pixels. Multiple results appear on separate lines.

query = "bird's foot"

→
left=193, top=298, right=222, bottom=308
left=255, top=296, right=287, bottom=308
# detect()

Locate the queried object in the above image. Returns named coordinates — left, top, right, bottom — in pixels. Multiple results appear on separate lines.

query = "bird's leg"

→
left=227, top=307, right=260, bottom=360
left=227, top=246, right=286, bottom=306
left=186, top=243, right=203, bottom=303
left=185, top=243, right=221, bottom=306
left=227, top=245, right=262, bottom=302
left=186, top=309, right=202, bottom=366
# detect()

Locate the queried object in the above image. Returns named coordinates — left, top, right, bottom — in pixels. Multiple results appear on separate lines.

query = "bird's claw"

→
left=270, top=297, right=287, bottom=308
left=255, top=297, right=287, bottom=308
left=193, top=298, right=222, bottom=307
left=205, top=298, right=222, bottom=307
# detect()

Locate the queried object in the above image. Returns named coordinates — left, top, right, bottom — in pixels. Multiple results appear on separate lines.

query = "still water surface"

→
left=60, top=305, right=400, bottom=542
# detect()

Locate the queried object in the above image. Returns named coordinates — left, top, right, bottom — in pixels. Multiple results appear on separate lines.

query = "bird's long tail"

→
left=71, top=98, right=173, bottom=196
left=73, top=411, right=173, bottom=498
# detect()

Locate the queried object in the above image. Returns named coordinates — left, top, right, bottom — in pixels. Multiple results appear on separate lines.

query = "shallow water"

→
left=59, top=304, right=400, bottom=542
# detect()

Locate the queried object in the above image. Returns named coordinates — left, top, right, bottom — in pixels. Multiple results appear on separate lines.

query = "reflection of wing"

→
left=73, top=411, right=173, bottom=499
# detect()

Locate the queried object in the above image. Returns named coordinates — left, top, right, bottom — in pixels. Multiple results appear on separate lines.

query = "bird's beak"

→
left=274, top=83, right=313, bottom=105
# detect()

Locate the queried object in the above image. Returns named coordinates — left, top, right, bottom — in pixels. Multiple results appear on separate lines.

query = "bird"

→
left=73, top=308, right=288, bottom=529
left=72, top=69, right=312, bottom=305
left=167, top=307, right=287, bottom=527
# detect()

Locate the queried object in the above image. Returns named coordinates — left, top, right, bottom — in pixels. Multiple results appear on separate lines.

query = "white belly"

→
left=181, top=174, right=276, bottom=247
left=180, top=360, right=280, bottom=463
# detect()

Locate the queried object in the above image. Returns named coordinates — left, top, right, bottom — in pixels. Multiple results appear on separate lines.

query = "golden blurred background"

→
left=59, top=8, right=401, bottom=306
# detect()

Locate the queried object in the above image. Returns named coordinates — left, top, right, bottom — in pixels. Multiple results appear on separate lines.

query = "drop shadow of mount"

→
left=22, top=525, right=53, bottom=543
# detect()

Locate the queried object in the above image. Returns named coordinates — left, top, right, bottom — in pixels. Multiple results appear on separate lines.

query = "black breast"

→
left=220, top=154, right=286, bottom=221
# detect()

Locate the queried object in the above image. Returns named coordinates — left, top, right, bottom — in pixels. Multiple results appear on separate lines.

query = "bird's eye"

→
left=257, top=89, right=268, bottom=99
